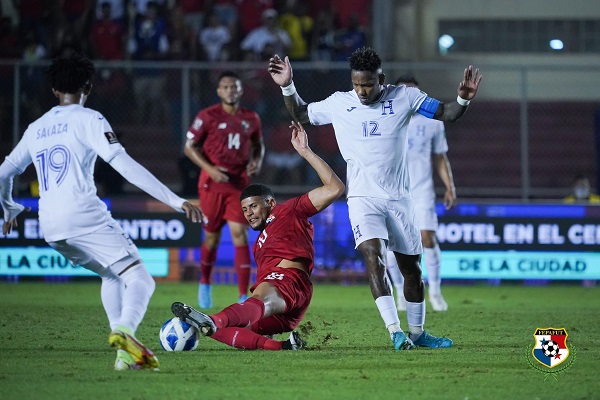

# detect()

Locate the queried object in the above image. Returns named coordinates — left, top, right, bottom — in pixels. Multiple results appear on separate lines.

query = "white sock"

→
left=406, top=300, right=425, bottom=338
left=375, top=296, right=401, bottom=332
left=94, top=262, right=124, bottom=330
left=117, top=263, right=156, bottom=333
left=424, top=246, right=441, bottom=295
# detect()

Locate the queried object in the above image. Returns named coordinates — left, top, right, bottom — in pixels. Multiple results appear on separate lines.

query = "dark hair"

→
left=348, top=47, right=381, bottom=73
left=46, top=53, right=95, bottom=94
left=395, top=73, right=419, bottom=86
left=218, top=70, right=240, bottom=82
left=240, top=184, right=274, bottom=202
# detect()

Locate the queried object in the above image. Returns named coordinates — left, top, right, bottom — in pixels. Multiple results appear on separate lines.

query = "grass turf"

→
left=0, top=281, right=598, bottom=400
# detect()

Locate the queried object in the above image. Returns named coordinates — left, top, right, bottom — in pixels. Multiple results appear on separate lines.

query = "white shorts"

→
left=48, top=221, right=141, bottom=275
left=347, top=196, right=422, bottom=255
left=413, top=197, right=438, bottom=231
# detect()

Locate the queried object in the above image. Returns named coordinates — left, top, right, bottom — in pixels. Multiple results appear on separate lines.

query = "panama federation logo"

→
left=526, top=327, right=575, bottom=380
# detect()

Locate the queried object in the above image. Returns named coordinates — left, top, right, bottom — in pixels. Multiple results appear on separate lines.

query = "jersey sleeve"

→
left=186, top=110, right=209, bottom=143
left=252, top=112, right=263, bottom=141
left=432, top=121, right=449, bottom=154
left=406, top=87, right=431, bottom=113
left=5, top=131, right=33, bottom=173
left=307, top=93, right=336, bottom=126
left=83, top=112, right=125, bottom=162
left=287, top=193, right=319, bottom=219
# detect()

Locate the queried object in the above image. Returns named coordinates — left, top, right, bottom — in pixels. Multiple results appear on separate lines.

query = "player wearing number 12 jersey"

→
left=269, top=47, right=482, bottom=350
left=172, top=121, right=345, bottom=350
left=0, top=54, right=202, bottom=370
left=184, top=70, right=264, bottom=308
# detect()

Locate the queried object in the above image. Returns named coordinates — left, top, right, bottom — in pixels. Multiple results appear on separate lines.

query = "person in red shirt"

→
left=172, top=121, right=345, bottom=350
left=184, top=70, right=264, bottom=308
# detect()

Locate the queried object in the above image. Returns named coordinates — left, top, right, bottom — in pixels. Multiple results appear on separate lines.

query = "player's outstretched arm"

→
left=108, top=151, right=201, bottom=222
left=434, top=65, right=483, bottom=122
left=268, top=54, right=310, bottom=124
left=290, top=121, right=345, bottom=212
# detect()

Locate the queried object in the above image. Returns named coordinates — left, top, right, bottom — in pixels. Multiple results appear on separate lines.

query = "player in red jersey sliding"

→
left=184, top=70, right=265, bottom=308
left=172, top=121, right=345, bottom=350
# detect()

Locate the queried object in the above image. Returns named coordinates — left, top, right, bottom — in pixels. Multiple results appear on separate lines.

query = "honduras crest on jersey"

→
left=532, top=328, right=570, bottom=368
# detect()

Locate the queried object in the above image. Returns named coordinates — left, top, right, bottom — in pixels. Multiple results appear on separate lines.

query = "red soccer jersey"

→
left=253, top=194, right=319, bottom=279
left=188, top=104, right=262, bottom=193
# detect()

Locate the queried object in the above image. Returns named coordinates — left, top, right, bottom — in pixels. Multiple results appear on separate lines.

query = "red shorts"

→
left=199, top=188, right=247, bottom=232
left=250, top=267, right=313, bottom=334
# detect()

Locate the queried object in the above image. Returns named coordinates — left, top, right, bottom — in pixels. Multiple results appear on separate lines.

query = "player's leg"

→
left=386, top=250, right=406, bottom=310
left=422, top=230, right=447, bottom=311
left=227, top=219, right=251, bottom=303
left=348, top=197, right=414, bottom=350
left=198, top=189, right=228, bottom=308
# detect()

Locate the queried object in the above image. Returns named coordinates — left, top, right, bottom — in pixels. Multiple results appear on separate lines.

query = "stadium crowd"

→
left=0, top=0, right=371, bottom=63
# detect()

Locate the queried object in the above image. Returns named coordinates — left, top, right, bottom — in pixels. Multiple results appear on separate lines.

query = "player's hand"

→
left=290, top=121, right=310, bottom=154
left=246, top=159, right=262, bottom=176
left=2, top=206, right=31, bottom=236
left=208, top=166, right=229, bottom=183
left=457, top=65, right=483, bottom=100
left=268, top=54, right=293, bottom=87
left=443, top=188, right=457, bottom=210
left=181, top=201, right=202, bottom=223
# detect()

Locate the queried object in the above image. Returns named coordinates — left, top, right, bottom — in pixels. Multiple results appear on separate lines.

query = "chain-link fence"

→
left=1, top=60, right=598, bottom=200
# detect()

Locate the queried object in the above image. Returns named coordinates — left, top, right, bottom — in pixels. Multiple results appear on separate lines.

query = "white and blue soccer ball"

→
left=159, top=317, right=199, bottom=351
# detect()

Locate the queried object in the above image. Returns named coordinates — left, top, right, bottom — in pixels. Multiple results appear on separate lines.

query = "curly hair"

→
left=348, top=47, right=381, bottom=72
left=240, top=184, right=274, bottom=202
left=46, top=53, right=95, bottom=94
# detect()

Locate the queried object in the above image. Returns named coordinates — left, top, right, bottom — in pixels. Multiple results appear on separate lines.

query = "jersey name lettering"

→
left=37, top=123, right=68, bottom=139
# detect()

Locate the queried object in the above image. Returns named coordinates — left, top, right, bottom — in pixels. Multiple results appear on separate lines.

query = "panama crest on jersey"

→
left=532, top=327, right=570, bottom=368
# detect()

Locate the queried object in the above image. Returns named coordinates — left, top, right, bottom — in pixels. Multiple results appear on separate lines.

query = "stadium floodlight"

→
left=549, top=39, right=564, bottom=50
left=438, top=34, right=455, bottom=55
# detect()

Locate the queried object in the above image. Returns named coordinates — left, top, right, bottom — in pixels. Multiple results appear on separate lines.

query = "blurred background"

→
left=1, top=0, right=599, bottom=282
left=0, top=0, right=598, bottom=201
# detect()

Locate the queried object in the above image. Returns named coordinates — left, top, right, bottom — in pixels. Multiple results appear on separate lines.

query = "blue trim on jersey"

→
left=417, top=96, right=440, bottom=118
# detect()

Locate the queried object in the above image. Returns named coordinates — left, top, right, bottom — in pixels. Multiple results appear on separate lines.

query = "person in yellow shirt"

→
left=563, top=174, right=600, bottom=204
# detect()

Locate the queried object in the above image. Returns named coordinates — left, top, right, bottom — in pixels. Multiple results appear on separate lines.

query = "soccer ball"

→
left=542, top=340, right=559, bottom=357
left=159, top=317, right=199, bottom=351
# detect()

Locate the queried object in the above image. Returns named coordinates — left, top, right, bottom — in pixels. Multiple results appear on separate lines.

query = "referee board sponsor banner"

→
left=0, top=247, right=169, bottom=276
left=435, top=251, right=600, bottom=280
left=437, top=217, right=600, bottom=251
left=0, top=212, right=202, bottom=247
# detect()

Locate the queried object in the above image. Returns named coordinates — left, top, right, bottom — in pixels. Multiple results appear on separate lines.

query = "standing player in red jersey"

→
left=172, top=121, right=345, bottom=350
left=184, top=70, right=265, bottom=308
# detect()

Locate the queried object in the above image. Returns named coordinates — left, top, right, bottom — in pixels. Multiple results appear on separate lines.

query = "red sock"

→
left=234, top=245, right=251, bottom=296
left=200, top=244, right=217, bottom=284
left=211, top=297, right=265, bottom=329
left=211, top=328, right=283, bottom=350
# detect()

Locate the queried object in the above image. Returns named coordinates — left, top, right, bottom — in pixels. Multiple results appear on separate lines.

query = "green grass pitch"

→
left=0, top=281, right=598, bottom=399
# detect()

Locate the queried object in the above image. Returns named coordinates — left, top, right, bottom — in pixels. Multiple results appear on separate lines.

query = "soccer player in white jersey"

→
left=268, top=47, right=482, bottom=350
left=0, top=54, right=202, bottom=370
left=386, top=74, right=457, bottom=312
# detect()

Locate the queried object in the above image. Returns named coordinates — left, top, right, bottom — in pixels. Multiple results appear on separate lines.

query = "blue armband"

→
left=416, top=96, right=440, bottom=118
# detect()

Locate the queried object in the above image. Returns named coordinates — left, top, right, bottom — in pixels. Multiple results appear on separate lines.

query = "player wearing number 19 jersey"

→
left=269, top=47, right=482, bottom=349
left=184, top=71, right=264, bottom=308
left=0, top=54, right=202, bottom=370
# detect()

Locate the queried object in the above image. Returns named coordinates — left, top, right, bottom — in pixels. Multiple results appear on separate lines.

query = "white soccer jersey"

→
left=407, top=113, right=448, bottom=202
left=308, top=85, right=427, bottom=199
left=5, top=104, right=124, bottom=242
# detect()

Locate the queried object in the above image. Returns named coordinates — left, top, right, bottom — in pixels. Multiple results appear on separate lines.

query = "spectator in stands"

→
left=167, top=2, right=196, bottom=60
left=178, top=0, right=207, bottom=37
left=94, top=0, right=126, bottom=25
left=564, top=174, right=600, bottom=204
left=240, top=8, right=291, bottom=61
left=198, top=11, right=231, bottom=61
left=311, top=7, right=336, bottom=61
left=236, top=0, right=273, bottom=39
left=129, top=1, right=169, bottom=123
left=279, top=0, right=313, bottom=61
left=90, top=2, right=125, bottom=60
left=334, top=13, right=366, bottom=61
